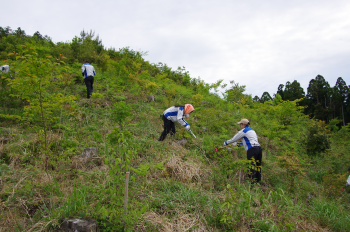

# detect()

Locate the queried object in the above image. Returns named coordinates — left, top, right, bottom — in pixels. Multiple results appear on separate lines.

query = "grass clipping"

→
left=162, top=156, right=208, bottom=183
left=142, top=211, right=211, bottom=232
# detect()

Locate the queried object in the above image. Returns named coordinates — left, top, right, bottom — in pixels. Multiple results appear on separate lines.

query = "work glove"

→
left=232, top=142, right=237, bottom=146
left=223, top=141, right=228, bottom=146
left=185, top=125, right=190, bottom=131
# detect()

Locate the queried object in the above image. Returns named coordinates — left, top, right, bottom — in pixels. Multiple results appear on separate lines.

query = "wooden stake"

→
left=342, top=105, right=345, bottom=126
left=123, top=172, right=130, bottom=216
left=123, top=172, right=130, bottom=231
left=239, top=170, right=241, bottom=186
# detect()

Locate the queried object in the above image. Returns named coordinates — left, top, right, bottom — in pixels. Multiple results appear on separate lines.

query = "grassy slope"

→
left=0, top=57, right=350, bottom=232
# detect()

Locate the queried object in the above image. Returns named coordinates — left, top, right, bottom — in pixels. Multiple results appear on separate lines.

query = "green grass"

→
left=1, top=39, right=350, bottom=231
left=311, top=198, right=350, bottom=231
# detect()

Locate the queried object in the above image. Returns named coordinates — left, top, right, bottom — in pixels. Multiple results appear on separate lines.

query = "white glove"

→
left=185, top=125, right=190, bottom=131
left=232, top=142, right=237, bottom=146
left=223, top=141, right=228, bottom=146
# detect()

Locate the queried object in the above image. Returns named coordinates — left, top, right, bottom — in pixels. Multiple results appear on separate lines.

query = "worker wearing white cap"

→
left=223, top=118, right=262, bottom=183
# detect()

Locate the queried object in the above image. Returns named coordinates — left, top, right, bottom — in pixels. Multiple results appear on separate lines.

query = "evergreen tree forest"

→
left=1, top=26, right=350, bottom=231
left=256, top=77, right=350, bottom=126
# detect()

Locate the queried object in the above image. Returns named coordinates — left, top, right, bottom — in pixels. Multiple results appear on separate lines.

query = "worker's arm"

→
left=176, top=109, right=190, bottom=130
left=178, top=118, right=190, bottom=130
left=224, top=130, right=244, bottom=146
left=81, top=65, right=86, bottom=77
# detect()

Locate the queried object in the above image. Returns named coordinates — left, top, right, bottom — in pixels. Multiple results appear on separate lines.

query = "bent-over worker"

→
left=159, top=104, right=195, bottom=141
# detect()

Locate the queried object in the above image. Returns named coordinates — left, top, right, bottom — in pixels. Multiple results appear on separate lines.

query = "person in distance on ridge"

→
left=81, top=61, right=96, bottom=98
left=159, top=104, right=195, bottom=141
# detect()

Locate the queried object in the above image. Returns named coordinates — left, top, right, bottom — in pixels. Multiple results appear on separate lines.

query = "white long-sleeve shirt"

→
left=163, top=106, right=189, bottom=128
left=346, top=175, right=350, bottom=187
left=81, top=63, right=95, bottom=78
left=1, top=65, right=9, bottom=73
left=226, top=126, right=260, bottom=151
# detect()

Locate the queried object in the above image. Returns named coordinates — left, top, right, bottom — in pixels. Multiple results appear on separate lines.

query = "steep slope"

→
left=0, top=31, right=350, bottom=231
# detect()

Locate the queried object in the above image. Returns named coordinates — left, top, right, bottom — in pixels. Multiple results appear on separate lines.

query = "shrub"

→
left=323, top=173, right=347, bottom=197
left=306, top=121, right=330, bottom=156
left=112, top=101, right=131, bottom=130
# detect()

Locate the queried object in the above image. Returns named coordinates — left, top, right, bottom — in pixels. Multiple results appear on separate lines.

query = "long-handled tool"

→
left=214, top=142, right=238, bottom=152
left=188, top=129, right=198, bottom=141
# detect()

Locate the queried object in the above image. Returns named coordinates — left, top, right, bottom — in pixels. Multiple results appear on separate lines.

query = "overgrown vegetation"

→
left=1, top=26, right=350, bottom=231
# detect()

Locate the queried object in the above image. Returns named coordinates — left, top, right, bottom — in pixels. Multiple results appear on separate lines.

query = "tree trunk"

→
left=342, top=105, right=345, bottom=126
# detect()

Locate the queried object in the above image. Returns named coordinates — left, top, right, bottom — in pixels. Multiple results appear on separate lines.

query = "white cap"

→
left=237, top=119, right=249, bottom=125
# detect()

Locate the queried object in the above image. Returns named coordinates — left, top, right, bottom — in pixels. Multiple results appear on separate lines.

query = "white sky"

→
left=1, top=0, right=350, bottom=97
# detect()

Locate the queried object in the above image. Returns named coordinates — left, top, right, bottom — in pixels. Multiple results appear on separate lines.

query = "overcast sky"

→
left=2, top=0, right=350, bottom=97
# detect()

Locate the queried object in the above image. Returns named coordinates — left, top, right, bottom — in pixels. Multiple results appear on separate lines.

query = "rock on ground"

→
left=57, top=218, right=99, bottom=232
left=147, top=95, right=155, bottom=102
left=80, top=147, right=99, bottom=164
left=175, top=139, right=187, bottom=146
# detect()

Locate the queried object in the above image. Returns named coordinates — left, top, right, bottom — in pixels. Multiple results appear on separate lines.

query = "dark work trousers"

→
left=159, top=115, right=175, bottom=141
left=247, top=146, right=262, bottom=183
left=84, top=76, right=94, bottom=98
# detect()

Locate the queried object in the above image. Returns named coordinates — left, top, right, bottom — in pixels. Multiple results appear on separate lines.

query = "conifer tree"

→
left=277, top=84, right=284, bottom=100
left=332, top=77, right=349, bottom=125
left=305, top=75, right=331, bottom=121
left=283, top=80, right=305, bottom=101
left=260, top=91, right=272, bottom=103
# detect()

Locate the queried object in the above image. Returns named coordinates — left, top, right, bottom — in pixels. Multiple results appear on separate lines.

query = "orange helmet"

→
left=184, top=104, right=195, bottom=115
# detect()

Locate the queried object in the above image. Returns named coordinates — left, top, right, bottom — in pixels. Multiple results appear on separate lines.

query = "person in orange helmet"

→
left=159, top=104, right=195, bottom=141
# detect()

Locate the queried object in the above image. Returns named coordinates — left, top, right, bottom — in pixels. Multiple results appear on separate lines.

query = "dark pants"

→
left=247, top=146, right=262, bottom=183
left=84, top=76, right=94, bottom=98
left=159, top=115, right=175, bottom=141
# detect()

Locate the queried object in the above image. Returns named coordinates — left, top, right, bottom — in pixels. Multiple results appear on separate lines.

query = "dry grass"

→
left=0, top=208, right=28, bottom=232
left=141, top=211, right=212, bottom=232
left=295, top=216, right=331, bottom=232
left=70, top=156, right=103, bottom=170
left=161, top=155, right=210, bottom=183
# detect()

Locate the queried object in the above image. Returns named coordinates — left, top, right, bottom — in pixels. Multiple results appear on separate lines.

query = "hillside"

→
left=1, top=28, right=350, bottom=231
